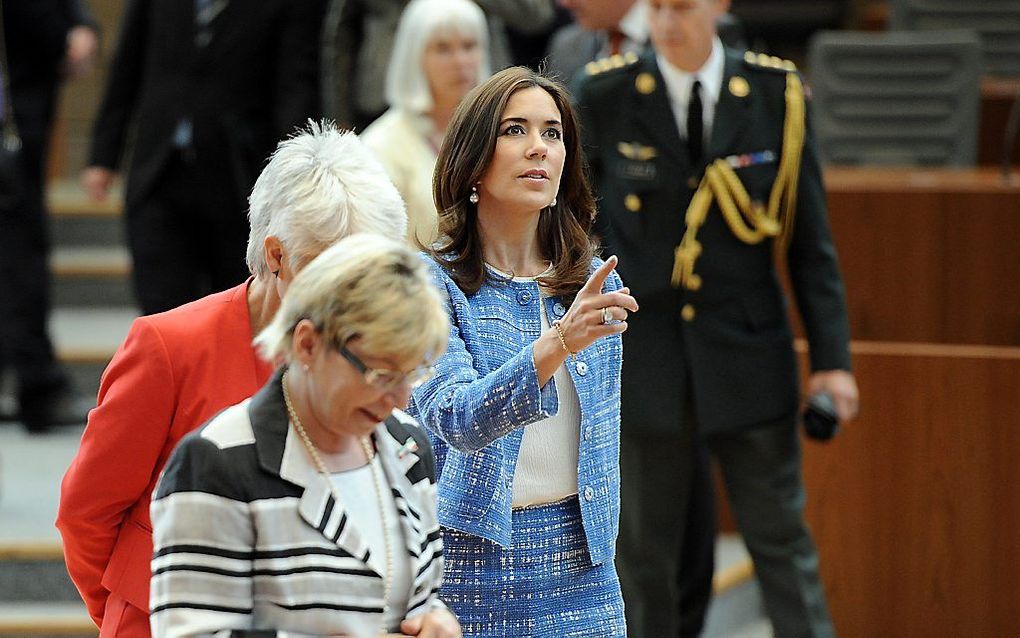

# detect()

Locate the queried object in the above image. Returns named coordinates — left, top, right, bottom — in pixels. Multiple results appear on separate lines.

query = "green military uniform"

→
left=575, top=48, right=851, bottom=637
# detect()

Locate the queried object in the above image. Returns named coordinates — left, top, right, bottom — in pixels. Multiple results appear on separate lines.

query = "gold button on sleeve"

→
left=681, top=304, right=696, bottom=322
left=624, top=193, right=642, bottom=212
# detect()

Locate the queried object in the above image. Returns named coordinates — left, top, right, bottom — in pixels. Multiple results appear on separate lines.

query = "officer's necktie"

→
left=687, top=79, right=704, bottom=164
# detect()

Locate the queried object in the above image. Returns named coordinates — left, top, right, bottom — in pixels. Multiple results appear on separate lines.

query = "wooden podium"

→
left=799, top=167, right=1020, bottom=636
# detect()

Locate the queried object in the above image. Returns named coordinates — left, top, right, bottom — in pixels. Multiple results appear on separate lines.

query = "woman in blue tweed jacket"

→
left=408, top=67, right=639, bottom=636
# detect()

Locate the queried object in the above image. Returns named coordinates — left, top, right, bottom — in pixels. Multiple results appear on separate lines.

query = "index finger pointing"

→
left=581, top=255, right=618, bottom=295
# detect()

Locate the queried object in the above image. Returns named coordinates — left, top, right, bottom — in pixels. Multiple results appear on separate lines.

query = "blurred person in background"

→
left=57, top=123, right=408, bottom=637
left=322, top=0, right=554, bottom=131
left=546, top=0, right=648, bottom=83
left=0, top=0, right=99, bottom=432
left=504, top=5, right=573, bottom=70
left=547, top=0, right=744, bottom=86
left=81, top=0, right=324, bottom=315
left=361, top=0, right=491, bottom=247
left=150, top=234, right=459, bottom=638
left=409, top=66, right=638, bottom=635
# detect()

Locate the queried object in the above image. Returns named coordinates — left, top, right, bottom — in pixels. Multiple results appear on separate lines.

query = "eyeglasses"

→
left=337, top=342, right=435, bottom=393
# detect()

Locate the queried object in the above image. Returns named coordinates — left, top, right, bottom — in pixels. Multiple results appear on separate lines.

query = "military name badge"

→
left=722, top=150, right=777, bottom=169
left=616, top=141, right=658, bottom=181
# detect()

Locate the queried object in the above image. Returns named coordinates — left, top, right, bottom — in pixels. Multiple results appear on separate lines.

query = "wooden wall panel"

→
left=978, top=78, right=1020, bottom=168
left=801, top=345, right=1020, bottom=637
left=824, top=168, right=1020, bottom=346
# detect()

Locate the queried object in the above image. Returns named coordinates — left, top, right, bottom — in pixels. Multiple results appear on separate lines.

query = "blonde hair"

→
left=255, top=234, right=448, bottom=367
left=246, top=120, right=408, bottom=278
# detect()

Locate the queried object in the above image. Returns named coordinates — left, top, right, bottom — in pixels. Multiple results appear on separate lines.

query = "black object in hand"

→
left=803, top=392, right=839, bottom=441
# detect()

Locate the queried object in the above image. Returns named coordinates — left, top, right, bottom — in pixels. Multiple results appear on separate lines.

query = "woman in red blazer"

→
left=56, top=122, right=408, bottom=637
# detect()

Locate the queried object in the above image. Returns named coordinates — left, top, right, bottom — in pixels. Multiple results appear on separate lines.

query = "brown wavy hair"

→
left=429, top=66, right=597, bottom=301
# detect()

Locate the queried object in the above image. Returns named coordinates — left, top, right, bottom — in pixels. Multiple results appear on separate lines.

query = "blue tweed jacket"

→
left=409, top=255, right=623, bottom=566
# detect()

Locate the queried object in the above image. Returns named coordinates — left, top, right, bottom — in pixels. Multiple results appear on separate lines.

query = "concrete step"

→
left=49, top=307, right=137, bottom=397
left=50, top=211, right=122, bottom=249
left=0, top=426, right=84, bottom=544
left=0, top=547, right=79, bottom=604
left=47, top=181, right=122, bottom=218
left=0, top=602, right=96, bottom=637
left=49, top=247, right=134, bottom=309
left=47, top=180, right=123, bottom=249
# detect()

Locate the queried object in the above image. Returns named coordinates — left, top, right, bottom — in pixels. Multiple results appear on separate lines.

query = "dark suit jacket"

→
left=575, top=48, right=851, bottom=436
left=545, top=24, right=609, bottom=85
left=3, top=0, right=97, bottom=87
left=88, top=0, right=322, bottom=207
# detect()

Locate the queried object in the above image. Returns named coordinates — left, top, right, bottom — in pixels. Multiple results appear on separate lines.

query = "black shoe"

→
left=19, top=390, right=93, bottom=434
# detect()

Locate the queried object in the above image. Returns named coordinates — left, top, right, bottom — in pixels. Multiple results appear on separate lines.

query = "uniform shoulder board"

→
left=742, top=50, right=797, bottom=73
left=585, top=51, right=640, bottom=77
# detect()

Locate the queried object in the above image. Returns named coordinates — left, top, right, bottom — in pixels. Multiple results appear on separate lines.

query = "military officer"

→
left=573, top=0, right=859, bottom=636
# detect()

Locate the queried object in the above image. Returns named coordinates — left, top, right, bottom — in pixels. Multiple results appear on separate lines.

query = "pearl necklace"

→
left=281, top=370, right=394, bottom=631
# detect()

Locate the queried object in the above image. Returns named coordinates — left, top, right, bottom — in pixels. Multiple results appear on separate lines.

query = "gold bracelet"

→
left=551, top=320, right=576, bottom=361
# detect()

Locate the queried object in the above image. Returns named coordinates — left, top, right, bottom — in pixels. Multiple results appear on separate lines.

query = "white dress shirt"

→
left=656, top=37, right=726, bottom=150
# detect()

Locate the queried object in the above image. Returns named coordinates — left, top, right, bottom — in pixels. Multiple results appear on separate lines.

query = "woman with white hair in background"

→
left=361, top=0, right=490, bottom=247
left=57, top=122, right=409, bottom=637
left=150, top=234, right=460, bottom=637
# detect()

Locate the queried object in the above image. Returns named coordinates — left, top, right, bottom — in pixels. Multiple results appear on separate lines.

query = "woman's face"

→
left=476, top=86, right=565, bottom=216
left=303, top=334, right=421, bottom=441
left=422, top=27, right=482, bottom=109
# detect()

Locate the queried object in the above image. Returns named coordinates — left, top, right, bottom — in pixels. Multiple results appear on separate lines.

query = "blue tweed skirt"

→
left=440, top=496, right=626, bottom=637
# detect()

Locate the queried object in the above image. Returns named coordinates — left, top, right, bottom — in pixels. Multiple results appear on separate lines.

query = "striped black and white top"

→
left=150, top=369, right=447, bottom=637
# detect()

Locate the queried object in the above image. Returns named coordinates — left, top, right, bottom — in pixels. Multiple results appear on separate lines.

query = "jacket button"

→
left=681, top=304, right=696, bottom=322
left=624, top=193, right=642, bottom=212
left=516, top=290, right=532, bottom=305
left=583, top=486, right=595, bottom=501
left=552, top=302, right=566, bottom=317
left=575, top=361, right=589, bottom=376
left=584, top=426, right=593, bottom=441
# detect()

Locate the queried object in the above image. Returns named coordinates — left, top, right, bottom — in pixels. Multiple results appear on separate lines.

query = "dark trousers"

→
left=0, top=79, right=69, bottom=404
left=706, top=418, right=835, bottom=638
left=126, top=152, right=250, bottom=315
left=616, top=412, right=716, bottom=637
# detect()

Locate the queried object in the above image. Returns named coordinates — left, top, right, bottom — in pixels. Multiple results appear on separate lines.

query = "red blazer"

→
left=57, top=281, right=274, bottom=630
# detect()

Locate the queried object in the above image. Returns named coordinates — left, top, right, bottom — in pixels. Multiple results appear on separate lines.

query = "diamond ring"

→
left=601, top=307, right=613, bottom=324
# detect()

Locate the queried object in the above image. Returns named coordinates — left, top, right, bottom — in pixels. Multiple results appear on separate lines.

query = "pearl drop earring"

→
left=469, top=185, right=479, bottom=204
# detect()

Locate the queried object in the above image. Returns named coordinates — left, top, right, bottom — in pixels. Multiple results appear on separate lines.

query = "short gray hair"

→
left=254, top=234, right=449, bottom=366
left=385, top=0, right=491, bottom=113
left=246, top=120, right=408, bottom=277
